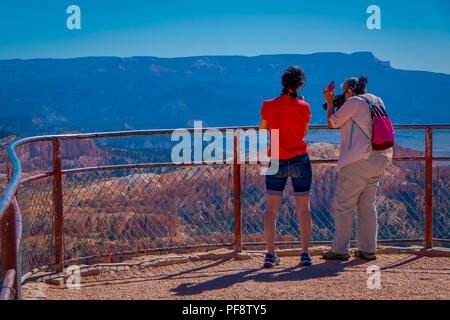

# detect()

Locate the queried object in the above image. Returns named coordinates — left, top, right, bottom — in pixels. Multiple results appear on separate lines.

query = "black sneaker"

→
left=354, top=250, right=376, bottom=261
left=300, top=252, right=313, bottom=266
left=263, top=253, right=281, bottom=268
left=321, top=250, right=350, bottom=260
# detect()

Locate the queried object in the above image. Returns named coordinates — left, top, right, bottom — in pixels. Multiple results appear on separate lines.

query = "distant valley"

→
left=0, top=52, right=449, bottom=143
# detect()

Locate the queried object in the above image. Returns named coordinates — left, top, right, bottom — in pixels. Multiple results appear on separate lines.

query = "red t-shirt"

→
left=261, top=95, right=311, bottom=159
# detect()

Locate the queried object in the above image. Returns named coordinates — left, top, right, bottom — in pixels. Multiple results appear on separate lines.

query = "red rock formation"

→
left=0, top=131, right=111, bottom=173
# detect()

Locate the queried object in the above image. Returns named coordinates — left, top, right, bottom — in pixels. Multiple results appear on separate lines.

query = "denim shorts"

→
left=265, top=153, right=312, bottom=196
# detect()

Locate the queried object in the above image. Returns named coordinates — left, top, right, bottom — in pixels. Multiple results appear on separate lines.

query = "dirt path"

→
left=24, top=250, right=450, bottom=300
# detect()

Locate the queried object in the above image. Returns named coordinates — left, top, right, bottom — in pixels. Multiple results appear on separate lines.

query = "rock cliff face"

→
left=1, top=52, right=449, bottom=137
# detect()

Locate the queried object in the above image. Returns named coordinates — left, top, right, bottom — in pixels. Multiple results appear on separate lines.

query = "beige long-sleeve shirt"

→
left=329, top=93, right=393, bottom=171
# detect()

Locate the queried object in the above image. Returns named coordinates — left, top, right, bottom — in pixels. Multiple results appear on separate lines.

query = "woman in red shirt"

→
left=260, top=66, right=312, bottom=267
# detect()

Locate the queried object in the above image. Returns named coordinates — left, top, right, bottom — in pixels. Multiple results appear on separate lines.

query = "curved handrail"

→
left=0, top=269, right=16, bottom=300
left=0, top=125, right=268, bottom=219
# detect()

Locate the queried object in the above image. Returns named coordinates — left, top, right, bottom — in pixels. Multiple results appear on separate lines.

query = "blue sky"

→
left=0, top=0, right=449, bottom=73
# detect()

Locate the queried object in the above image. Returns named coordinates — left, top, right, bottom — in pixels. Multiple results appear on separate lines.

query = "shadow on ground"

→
left=169, top=258, right=367, bottom=296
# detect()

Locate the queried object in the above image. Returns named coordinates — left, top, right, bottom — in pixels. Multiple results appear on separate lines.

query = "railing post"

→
left=233, top=130, right=242, bottom=252
left=424, top=127, right=433, bottom=249
left=53, top=139, right=64, bottom=272
left=0, top=204, right=19, bottom=299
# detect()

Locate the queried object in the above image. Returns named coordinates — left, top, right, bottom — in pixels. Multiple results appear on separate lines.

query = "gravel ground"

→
left=25, top=250, right=450, bottom=300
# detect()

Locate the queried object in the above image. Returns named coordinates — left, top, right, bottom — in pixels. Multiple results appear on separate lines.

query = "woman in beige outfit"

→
left=322, top=76, right=392, bottom=261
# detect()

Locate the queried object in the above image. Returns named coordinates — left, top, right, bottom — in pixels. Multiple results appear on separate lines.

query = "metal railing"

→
left=0, top=124, right=449, bottom=299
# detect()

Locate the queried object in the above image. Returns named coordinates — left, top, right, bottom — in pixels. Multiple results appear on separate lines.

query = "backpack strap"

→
left=356, top=95, right=373, bottom=112
left=358, top=95, right=388, bottom=119
left=348, top=95, right=372, bottom=148
left=349, top=120, right=370, bottom=148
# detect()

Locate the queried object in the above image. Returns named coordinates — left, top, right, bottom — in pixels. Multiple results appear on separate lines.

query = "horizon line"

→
left=1, top=51, right=449, bottom=76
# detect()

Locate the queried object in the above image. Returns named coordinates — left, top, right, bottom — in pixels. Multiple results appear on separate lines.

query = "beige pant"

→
left=331, top=151, right=388, bottom=255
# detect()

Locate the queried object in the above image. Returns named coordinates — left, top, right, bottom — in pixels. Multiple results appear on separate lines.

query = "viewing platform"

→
left=20, top=247, right=450, bottom=300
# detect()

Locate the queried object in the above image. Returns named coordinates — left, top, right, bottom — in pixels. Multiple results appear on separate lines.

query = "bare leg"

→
left=264, top=194, right=283, bottom=255
left=295, top=195, right=311, bottom=253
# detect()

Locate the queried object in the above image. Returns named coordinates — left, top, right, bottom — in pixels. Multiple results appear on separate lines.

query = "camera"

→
left=322, top=94, right=345, bottom=111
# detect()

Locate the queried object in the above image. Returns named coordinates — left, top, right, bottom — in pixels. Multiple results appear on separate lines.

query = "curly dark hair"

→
left=281, top=66, right=306, bottom=98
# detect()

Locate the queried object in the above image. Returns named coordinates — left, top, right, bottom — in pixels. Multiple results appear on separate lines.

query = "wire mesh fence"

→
left=12, top=154, right=450, bottom=276
left=2, top=128, right=449, bottom=281
left=433, top=165, right=449, bottom=240
left=61, top=165, right=234, bottom=263
left=241, top=160, right=428, bottom=244
left=378, top=161, right=428, bottom=240
left=15, top=176, right=55, bottom=275
left=0, top=174, right=7, bottom=202
left=241, top=164, right=338, bottom=243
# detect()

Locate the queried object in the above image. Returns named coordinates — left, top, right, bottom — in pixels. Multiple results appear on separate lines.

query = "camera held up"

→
left=322, top=94, right=346, bottom=111
left=322, top=81, right=346, bottom=111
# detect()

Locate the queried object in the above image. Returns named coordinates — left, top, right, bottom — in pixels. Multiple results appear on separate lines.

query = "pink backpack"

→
left=357, top=95, right=395, bottom=150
